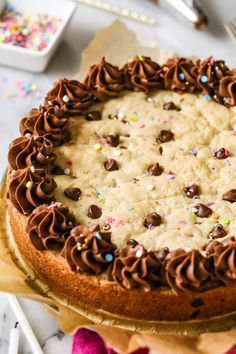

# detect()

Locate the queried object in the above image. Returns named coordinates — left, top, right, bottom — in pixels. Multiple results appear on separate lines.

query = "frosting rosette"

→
left=206, top=237, right=236, bottom=284
left=45, top=79, right=93, bottom=115
left=107, top=241, right=162, bottom=291
left=163, top=57, right=198, bottom=93
left=84, top=57, right=124, bottom=101
left=197, top=56, right=231, bottom=96
left=20, top=106, right=69, bottom=146
left=8, top=136, right=56, bottom=171
left=164, top=249, right=210, bottom=293
left=218, top=75, right=236, bottom=106
left=124, top=55, right=163, bottom=92
left=7, top=167, right=57, bottom=215
left=27, top=203, right=77, bottom=251
left=63, top=224, right=116, bottom=274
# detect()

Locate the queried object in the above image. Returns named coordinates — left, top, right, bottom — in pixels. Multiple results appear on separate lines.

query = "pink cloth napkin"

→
left=72, top=328, right=236, bottom=354
left=226, top=348, right=236, bottom=354
left=72, top=328, right=149, bottom=354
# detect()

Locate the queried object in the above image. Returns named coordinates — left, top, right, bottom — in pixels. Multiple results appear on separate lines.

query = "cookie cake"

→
left=5, top=55, right=236, bottom=330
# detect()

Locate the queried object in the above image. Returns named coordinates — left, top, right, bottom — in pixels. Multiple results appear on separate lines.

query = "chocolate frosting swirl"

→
left=206, top=237, right=236, bottom=284
left=164, top=249, right=210, bottom=293
left=84, top=57, right=124, bottom=101
left=27, top=203, right=77, bottom=251
left=20, top=106, right=69, bottom=146
left=7, top=167, right=57, bottom=215
left=8, top=136, right=56, bottom=171
left=123, top=56, right=162, bottom=92
left=219, top=75, right=236, bottom=107
left=107, top=243, right=162, bottom=291
left=197, top=57, right=231, bottom=96
left=45, top=79, right=93, bottom=115
left=63, top=225, right=116, bottom=274
left=163, top=58, right=198, bottom=93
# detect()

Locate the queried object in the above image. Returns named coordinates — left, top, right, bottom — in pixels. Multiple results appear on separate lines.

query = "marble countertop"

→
left=1, top=0, right=236, bottom=353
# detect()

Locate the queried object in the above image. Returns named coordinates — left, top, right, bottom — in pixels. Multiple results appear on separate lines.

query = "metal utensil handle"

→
left=157, top=0, right=208, bottom=29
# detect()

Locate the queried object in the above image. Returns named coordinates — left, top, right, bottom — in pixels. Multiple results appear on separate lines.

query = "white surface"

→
left=1, top=0, right=236, bottom=353
left=0, top=0, right=76, bottom=72
left=0, top=295, right=72, bottom=354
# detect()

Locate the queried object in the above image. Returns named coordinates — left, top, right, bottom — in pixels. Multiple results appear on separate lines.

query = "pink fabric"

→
left=72, top=328, right=149, bottom=354
left=226, top=347, right=236, bottom=354
left=72, top=328, right=235, bottom=354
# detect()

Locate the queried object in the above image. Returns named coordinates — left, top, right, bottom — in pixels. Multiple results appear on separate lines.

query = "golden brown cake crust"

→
left=7, top=198, right=236, bottom=322
left=6, top=56, right=236, bottom=326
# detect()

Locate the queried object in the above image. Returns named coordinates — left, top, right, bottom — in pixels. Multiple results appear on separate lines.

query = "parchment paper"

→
left=0, top=20, right=236, bottom=354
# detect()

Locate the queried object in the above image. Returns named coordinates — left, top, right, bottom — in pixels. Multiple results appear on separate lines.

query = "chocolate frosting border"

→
left=7, top=55, right=236, bottom=293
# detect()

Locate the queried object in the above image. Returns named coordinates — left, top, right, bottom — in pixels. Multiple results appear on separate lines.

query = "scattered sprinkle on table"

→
left=0, top=5, right=61, bottom=51
left=15, top=80, right=37, bottom=97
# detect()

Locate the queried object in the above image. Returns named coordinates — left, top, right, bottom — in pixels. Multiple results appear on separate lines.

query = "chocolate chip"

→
left=104, top=159, right=119, bottom=171
left=190, top=309, right=200, bottom=319
left=195, top=204, right=212, bottom=218
left=190, top=298, right=204, bottom=308
left=144, top=212, right=162, bottom=228
left=107, top=134, right=120, bottom=147
left=102, top=223, right=111, bottom=231
left=85, top=111, right=101, bottom=121
left=184, top=184, right=199, bottom=198
left=148, top=163, right=163, bottom=176
left=155, top=247, right=169, bottom=261
left=159, top=146, right=163, bottom=155
left=124, top=134, right=130, bottom=137
left=64, top=187, right=81, bottom=201
left=222, top=189, right=236, bottom=202
left=209, top=223, right=226, bottom=239
left=87, top=205, right=102, bottom=219
left=127, top=239, right=139, bottom=247
left=157, top=130, right=174, bottom=143
left=214, top=148, right=229, bottom=159
left=163, top=101, right=180, bottom=111
left=51, top=165, right=64, bottom=175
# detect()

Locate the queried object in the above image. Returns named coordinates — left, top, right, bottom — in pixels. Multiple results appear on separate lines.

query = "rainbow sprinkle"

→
left=107, top=217, right=115, bottom=224
left=99, top=198, right=106, bottom=205
left=25, top=180, right=32, bottom=189
left=137, top=122, right=145, bottom=128
left=220, top=218, right=230, bottom=226
left=0, top=5, right=61, bottom=51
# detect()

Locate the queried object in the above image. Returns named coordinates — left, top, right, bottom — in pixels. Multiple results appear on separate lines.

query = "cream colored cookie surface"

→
left=53, top=90, right=236, bottom=252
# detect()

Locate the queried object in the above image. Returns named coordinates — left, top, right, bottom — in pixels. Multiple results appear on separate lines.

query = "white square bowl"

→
left=0, top=0, right=76, bottom=72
